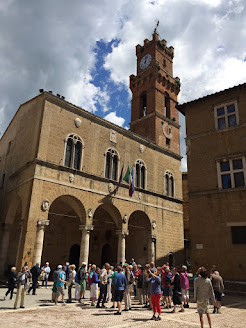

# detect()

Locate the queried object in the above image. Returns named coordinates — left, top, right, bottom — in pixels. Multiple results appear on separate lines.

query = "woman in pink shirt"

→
left=179, top=265, right=190, bottom=308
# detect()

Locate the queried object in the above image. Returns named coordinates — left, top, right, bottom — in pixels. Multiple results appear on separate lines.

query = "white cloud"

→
left=67, top=73, right=110, bottom=113
left=104, top=111, right=125, bottom=127
left=1, top=0, right=246, bottom=172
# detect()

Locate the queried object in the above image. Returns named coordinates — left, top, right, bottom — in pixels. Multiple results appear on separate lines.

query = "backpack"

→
left=80, top=267, right=87, bottom=280
left=89, top=272, right=95, bottom=286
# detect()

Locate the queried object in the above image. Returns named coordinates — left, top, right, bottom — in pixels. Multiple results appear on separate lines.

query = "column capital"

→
left=150, top=234, right=157, bottom=242
left=37, top=219, right=50, bottom=228
left=79, top=224, right=94, bottom=232
left=116, top=230, right=129, bottom=237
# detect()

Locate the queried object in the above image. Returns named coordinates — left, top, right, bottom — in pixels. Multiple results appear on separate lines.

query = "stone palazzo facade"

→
left=178, top=83, right=246, bottom=281
left=0, top=33, right=184, bottom=274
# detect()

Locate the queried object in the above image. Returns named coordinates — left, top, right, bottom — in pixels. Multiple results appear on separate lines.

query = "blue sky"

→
left=91, top=39, right=131, bottom=129
left=1, top=0, right=246, bottom=171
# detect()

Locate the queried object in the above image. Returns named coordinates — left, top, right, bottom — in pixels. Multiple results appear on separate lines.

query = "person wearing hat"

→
left=55, top=265, right=67, bottom=305
left=41, top=262, right=51, bottom=288
left=148, top=267, right=161, bottom=321
left=51, top=265, right=62, bottom=302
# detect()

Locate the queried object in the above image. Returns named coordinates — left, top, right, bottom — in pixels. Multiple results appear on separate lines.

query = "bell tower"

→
left=129, top=32, right=181, bottom=154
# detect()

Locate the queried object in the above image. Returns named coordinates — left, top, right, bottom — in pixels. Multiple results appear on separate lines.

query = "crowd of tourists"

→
left=3, top=260, right=224, bottom=327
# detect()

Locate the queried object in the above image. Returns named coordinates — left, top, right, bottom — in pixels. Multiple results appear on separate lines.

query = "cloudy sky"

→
left=1, top=0, right=246, bottom=171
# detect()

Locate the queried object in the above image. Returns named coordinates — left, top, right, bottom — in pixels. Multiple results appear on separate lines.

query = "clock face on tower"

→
left=140, top=54, right=152, bottom=70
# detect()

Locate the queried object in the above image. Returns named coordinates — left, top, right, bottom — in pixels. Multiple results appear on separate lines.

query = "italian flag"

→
left=129, top=168, right=135, bottom=197
left=123, top=165, right=130, bottom=183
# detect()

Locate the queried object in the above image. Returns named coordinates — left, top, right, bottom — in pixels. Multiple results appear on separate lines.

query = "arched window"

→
left=64, top=134, right=83, bottom=170
left=165, top=171, right=174, bottom=197
left=105, top=149, right=119, bottom=181
left=164, top=92, right=170, bottom=118
left=136, top=160, right=146, bottom=189
left=140, top=92, right=147, bottom=118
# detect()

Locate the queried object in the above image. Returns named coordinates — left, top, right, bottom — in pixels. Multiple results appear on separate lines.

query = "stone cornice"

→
left=186, top=122, right=246, bottom=141
left=189, top=187, right=246, bottom=197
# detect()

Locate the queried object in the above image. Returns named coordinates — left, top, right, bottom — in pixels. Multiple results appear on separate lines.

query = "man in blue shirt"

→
left=114, top=266, right=127, bottom=315
left=55, top=266, right=67, bottom=305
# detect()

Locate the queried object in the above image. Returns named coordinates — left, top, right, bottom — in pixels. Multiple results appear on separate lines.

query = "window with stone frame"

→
left=165, top=171, right=174, bottom=197
left=214, top=101, right=239, bottom=130
left=217, top=157, right=246, bottom=189
left=64, top=134, right=83, bottom=170
left=105, top=149, right=119, bottom=181
left=135, top=160, right=146, bottom=189
left=164, top=92, right=171, bottom=118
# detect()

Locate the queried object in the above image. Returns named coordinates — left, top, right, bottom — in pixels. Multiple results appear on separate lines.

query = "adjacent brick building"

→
left=0, top=32, right=184, bottom=275
left=177, top=83, right=246, bottom=281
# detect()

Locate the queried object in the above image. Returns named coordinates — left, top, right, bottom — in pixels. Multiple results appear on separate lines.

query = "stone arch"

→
left=42, top=195, right=86, bottom=271
left=89, top=203, right=122, bottom=266
left=48, top=194, right=86, bottom=224
left=93, top=203, right=122, bottom=229
left=126, top=210, right=152, bottom=265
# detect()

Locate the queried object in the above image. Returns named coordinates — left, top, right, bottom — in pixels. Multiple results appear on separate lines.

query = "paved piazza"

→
left=0, top=287, right=245, bottom=327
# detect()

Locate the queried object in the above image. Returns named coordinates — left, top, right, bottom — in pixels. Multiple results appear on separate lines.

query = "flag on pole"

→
left=118, top=165, right=124, bottom=184
left=129, top=168, right=134, bottom=197
left=123, top=165, right=130, bottom=183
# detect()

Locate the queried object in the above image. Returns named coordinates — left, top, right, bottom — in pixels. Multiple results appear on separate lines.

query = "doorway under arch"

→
left=101, top=243, right=115, bottom=267
left=126, top=211, right=151, bottom=265
left=42, top=195, right=85, bottom=272
left=69, top=244, right=80, bottom=269
left=89, top=204, right=120, bottom=266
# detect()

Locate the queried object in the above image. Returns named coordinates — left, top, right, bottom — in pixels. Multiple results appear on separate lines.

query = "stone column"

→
left=148, top=235, right=156, bottom=263
left=116, top=230, right=129, bottom=265
left=79, top=225, right=94, bottom=268
left=32, top=220, right=49, bottom=266
left=0, top=223, right=12, bottom=276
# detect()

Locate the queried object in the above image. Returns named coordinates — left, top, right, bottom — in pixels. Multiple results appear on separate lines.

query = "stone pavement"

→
left=0, top=286, right=245, bottom=327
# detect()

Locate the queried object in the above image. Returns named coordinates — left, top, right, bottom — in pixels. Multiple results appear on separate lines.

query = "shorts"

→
left=80, top=279, right=86, bottom=291
left=90, top=283, right=98, bottom=299
left=181, top=288, right=189, bottom=300
left=163, top=286, right=172, bottom=296
left=197, top=299, right=209, bottom=314
left=214, top=290, right=222, bottom=302
left=56, top=285, right=65, bottom=296
left=114, top=290, right=124, bottom=302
